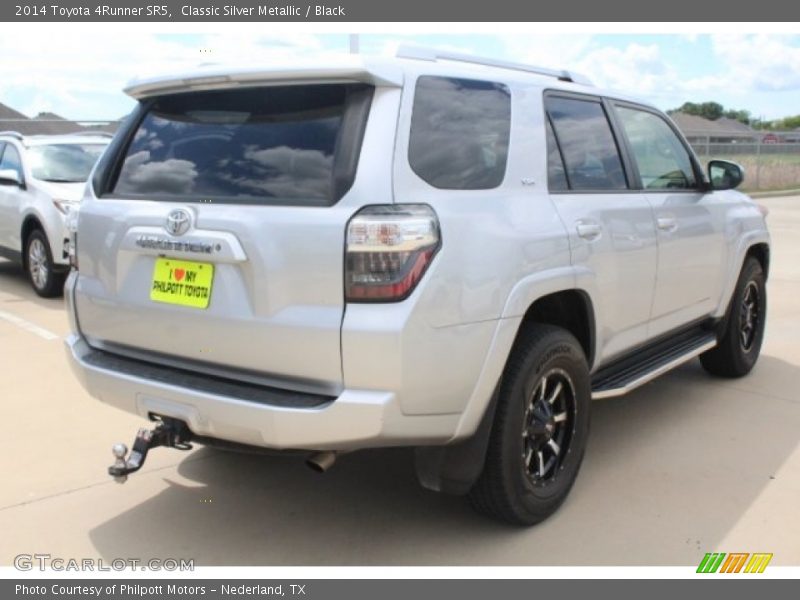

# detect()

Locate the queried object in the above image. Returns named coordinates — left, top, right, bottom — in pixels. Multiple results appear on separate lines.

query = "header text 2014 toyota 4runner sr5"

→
left=65, top=48, right=770, bottom=525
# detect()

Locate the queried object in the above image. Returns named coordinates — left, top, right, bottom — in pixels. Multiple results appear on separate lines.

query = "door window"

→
left=546, top=96, right=628, bottom=191
left=614, top=106, right=698, bottom=190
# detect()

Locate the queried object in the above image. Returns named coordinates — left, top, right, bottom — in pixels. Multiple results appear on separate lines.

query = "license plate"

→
left=150, top=258, right=214, bottom=309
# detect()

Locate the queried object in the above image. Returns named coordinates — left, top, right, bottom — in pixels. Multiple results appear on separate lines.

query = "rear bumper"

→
left=65, top=333, right=460, bottom=451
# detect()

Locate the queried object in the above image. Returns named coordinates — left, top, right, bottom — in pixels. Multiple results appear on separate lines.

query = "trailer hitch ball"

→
left=111, top=443, right=129, bottom=484
left=107, top=418, right=193, bottom=483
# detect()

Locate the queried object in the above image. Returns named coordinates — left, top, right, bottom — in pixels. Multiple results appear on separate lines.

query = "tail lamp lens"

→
left=65, top=209, right=79, bottom=269
left=345, top=205, right=440, bottom=302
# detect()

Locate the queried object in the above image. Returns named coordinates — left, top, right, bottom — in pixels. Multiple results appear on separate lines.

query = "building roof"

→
left=0, top=102, right=120, bottom=136
left=669, top=111, right=755, bottom=137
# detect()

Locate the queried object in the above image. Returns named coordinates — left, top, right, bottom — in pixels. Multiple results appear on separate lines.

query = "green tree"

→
left=723, top=109, right=752, bottom=125
left=676, top=101, right=724, bottom=120
left=777, top=115, right=800, bottom=129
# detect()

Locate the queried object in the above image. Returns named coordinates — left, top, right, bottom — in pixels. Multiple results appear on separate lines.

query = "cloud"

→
left=710, top=34, right=800, bottom=92
left=500, top=35, right=595, bottom=70
left=0, top=32, right=334, bottom=120
left=3, top=33, right=799, bottom=122
left=502, top=34, right=800, bottom=116
left=574, top=43, right=674, bottom=95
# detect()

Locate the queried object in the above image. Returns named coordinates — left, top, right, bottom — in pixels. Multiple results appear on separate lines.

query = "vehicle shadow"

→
left=0, top=258, right=65, bottom=310
left=88, top=354, right=800, bottom=566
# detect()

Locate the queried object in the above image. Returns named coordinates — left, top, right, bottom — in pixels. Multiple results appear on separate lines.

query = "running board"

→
left=591, top=329, right=717, bottom=399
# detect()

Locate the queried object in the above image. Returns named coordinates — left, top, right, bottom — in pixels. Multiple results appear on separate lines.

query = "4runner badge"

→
left=165, top=209, right=191, bottom=236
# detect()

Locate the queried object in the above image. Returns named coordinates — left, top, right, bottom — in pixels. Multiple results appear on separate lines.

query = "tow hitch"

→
left=108, top=417, right=193, bottom=483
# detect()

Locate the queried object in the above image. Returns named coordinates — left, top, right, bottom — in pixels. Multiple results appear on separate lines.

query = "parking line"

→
left=0, top=309, right=59, bottom=341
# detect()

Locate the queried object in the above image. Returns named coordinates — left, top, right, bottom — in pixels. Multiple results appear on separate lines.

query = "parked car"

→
left=0, top=132, right=110, bottom=296
left=65, top=48, right=769, bottom=525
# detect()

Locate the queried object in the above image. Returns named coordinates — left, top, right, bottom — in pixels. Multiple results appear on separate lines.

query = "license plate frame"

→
left=150, top=258, right=214, bottom=309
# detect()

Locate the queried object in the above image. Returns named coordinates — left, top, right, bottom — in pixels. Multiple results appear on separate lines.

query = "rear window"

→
left=409, top=76, right=511, bottom=190
left=108, top=84, right=372, bottom=206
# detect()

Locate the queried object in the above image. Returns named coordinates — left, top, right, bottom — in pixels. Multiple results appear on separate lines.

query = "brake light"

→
left=65, top=208, right=79, bottom=269
left=345, top=205, right=440, bottom=302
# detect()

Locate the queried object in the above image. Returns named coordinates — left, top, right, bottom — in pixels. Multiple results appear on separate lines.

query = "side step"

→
left=591, top=328, right=717, bottom=399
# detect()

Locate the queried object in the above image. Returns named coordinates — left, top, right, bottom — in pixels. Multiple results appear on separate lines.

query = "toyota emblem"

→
left=165, top=209, right=192, bottom=236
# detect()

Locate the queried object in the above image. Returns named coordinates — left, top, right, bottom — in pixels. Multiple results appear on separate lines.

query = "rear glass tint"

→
left=110, top=84, right=371, bottom=206
left=409, top=76, right=511, bottom=190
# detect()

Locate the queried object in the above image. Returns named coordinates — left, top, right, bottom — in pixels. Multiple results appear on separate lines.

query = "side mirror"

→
left=0, top=168, right=23, bottom=187
left=708, top=160, right=744, bottom=191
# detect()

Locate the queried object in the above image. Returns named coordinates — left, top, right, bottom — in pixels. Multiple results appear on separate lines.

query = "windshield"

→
left=29, top=143, right=107, bottom=183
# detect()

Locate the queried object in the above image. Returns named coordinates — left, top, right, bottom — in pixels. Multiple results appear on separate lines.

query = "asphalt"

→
left=0, top=196, right=798, bottom=566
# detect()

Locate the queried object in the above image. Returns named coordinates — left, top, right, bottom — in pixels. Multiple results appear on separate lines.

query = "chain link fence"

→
left=685, top=130, right=800, bottom=193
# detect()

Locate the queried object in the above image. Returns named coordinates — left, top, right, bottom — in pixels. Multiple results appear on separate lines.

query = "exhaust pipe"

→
left=306, top=451, right=336, bottom=473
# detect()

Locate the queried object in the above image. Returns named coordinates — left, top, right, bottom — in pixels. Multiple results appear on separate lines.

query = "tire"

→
left=469, top=324, right=591, bottom=526
left=700, top=256, right=766, bottom=378
left=25, top=229, right=67, bottom=298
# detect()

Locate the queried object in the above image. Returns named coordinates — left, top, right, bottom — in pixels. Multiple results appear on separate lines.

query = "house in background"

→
left=0, top=102, right=119, bottom=136
left=669, top=111, right=757, bottom=144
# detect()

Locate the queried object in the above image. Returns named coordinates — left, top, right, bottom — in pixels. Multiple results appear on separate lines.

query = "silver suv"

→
left=65, top=48, right=770, bottom=525
left=0, top=132, right=110, bottom=296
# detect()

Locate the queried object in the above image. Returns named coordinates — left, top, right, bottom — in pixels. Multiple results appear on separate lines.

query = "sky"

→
left=1, top=32, right=799, bottom=123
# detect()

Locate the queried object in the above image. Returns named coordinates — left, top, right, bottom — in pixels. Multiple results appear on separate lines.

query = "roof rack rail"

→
left=0, top=131, right=24, bottom=140
left=396, top=45, right=593, bottom=86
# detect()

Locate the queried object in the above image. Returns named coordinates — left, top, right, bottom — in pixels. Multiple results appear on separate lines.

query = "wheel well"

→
left=20, top=217, right=44, bottom=263
left=746, top=243, right=770, bottom=280
left=518, top=290, right=595, bottom=367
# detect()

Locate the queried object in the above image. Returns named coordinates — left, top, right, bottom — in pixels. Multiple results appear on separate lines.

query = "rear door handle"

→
left=576, top=221, right=602, bottom=241
left=657, top=216, right=678, bottom=233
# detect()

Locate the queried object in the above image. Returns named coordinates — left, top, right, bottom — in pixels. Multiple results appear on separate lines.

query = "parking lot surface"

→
left=1, top=196, right=799, bottom=566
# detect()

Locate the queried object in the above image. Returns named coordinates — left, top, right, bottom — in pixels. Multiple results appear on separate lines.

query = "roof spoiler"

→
left=124, top=61, right=404, bottom=99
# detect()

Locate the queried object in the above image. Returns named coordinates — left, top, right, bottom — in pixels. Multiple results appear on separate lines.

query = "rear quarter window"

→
left=106, top=83, right=372, bottom=206
left=409, top=76, right=511, bottom=190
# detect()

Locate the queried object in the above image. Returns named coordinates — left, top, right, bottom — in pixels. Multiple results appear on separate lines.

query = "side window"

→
left=409, top=76, right=511, bottom=190
left=546, top=96, right=627, bottom=191
left=0, top=144, right=23, bottom=180
left=614, top=106, right=697, bottom=190
left=545, top=118, right=568, bottom=191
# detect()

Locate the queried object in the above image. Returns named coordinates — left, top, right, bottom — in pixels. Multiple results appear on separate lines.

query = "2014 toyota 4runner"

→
left=65, top=48, right=770, bottom=525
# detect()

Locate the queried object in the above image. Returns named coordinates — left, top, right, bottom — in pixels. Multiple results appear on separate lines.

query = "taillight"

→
left=65, top=208, right=79, bottom=269
left=345, top=204, right=440, bottom=302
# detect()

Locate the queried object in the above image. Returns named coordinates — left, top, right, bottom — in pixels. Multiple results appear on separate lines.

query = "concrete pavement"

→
left=0, top=196, right=798, bottom=566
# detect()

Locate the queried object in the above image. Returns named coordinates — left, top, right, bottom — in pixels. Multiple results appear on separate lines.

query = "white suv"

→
left=65, top=49, right=769, bottom=525
left=0, top=132, right=110, bottom=296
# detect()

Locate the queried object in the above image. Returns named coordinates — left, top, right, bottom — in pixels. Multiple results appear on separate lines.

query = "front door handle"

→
left=657, top=216, right=678, bottom=233
left=576, top=221, right=602, bottom=241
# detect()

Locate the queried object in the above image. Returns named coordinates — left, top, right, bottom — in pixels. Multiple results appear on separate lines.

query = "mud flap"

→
left=414, top=389, right=499, bottom=496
